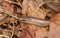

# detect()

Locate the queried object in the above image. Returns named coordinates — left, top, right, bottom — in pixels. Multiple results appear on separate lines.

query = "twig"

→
left=11, top=22, right=15, bottom=38
left=37, top=1, right=56, bottom=9
left=16, top=0, right=22, bottom=7
left=0, top=5, right=19, bottom=19
left=0, top=34, right=10, bottom=38
left=33, top=1, right=57, bottom=16
left=23, top=28, right=34, bottom=38
left=22, top=0, right=29, bottom=14
left=5, top=0, right=22, bottom=8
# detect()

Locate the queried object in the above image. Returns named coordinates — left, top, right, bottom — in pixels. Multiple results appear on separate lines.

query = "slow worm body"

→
left=19, top=17, right=50, bottom=27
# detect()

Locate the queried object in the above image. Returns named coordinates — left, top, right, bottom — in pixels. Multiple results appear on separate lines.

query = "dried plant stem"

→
left=37, top=1, right=56, bottom=9
left=33, top=1, right=57, bottom=14
left=5, top=0, right=22, bottom=7
left=0, top=34, right=10, bottom=38
left=11, top=22, right=15, bottom=38
left=0, top=5, right=19, bottom=19
left=16, top=0, right=22, bottom=7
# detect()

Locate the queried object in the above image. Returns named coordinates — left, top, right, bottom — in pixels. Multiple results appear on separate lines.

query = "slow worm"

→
left=19, top=17, right=50, bottom=27
left=0, top=4, right=50, bottom=27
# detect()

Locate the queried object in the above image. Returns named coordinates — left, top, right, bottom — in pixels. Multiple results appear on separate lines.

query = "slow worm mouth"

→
left=19, top=17, right=50, bottom=27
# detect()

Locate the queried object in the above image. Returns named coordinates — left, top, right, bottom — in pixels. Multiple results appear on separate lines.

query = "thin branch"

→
left=11, top=22, right=15, bottom=38
left=0, top=34, right=10, bottom=38
left=33, top=1, right=57, bottom=15
left=16, top=0, right=22, bottom=7
left=5, top=0, right=22, bottom=8
left=37, top=1, right=56, bottom=9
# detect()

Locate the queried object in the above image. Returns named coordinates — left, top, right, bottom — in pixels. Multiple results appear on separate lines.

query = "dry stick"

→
left=0, top=5, right=15, bottom=38
left=16, top=0, right=22, bottom=7
left=5, top=0, right=22, bottom=8
left=35, top=1, right=57, bottom=13
left=29, top=1, right=57, bottom=14
left=27, top=0, right=38, bottom=13
left=0, top=15, right=8, bottom=22
left=37, top=1, right=56, bottom=9
left=11, top=22, right=15, bottom=38
left=0, top=6, right=8, bottom=22
left=0, top=5, right=19, bottom=19
left=22, top=0, right=29, bottom=14
left=0, top=34, right=10, bottom=38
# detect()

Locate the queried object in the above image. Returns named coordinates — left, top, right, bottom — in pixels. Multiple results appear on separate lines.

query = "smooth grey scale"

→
left=19, top=17, right=50, bottom=27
